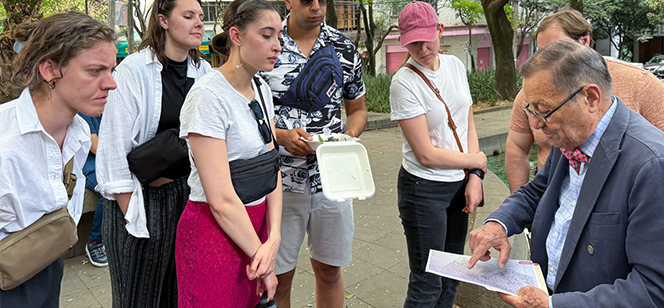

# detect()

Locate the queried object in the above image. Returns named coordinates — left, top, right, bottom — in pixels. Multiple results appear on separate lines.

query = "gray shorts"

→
left=274, top=188, right=354, bottom=274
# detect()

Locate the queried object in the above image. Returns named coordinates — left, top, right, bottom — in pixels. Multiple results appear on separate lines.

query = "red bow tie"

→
left=561, top=148, right=590, bottom=174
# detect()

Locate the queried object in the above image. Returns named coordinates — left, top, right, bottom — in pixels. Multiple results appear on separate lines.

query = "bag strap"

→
left=404, top=63, right=464, bottom=154
left=62, top=157, right=77, bottom=201
left=253, top=77, right=280, bottom=150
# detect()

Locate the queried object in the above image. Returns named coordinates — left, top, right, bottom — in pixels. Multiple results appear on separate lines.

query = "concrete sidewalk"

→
left=60, top=107, right=518, bottom=308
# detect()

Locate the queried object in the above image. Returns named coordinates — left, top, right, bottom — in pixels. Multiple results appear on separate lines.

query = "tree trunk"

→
left=480, top=0, right=517, bottom=100
left=468, top=25, right=476, bottom=71
left=358, top=0, right=376, bottom=76
left=326, top=0, right=338, bottom=29
left=0, top=0, right=43, bottom=103
left=569, top=0, right=583, bottom=14
left=353, top=4, right=361, bottom=47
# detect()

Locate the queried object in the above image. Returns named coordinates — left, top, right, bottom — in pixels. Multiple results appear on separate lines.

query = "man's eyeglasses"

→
left=249, top=100, right=272, bottom=144
left=522, top=85, right=586, bottom=124
left=300, top=0, right=327, bottom=7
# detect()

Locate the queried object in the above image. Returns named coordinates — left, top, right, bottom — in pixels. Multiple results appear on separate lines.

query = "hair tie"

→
left=13, top=41, right=26, bottom=53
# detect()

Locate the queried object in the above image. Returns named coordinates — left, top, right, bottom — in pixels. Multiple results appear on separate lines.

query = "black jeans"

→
left=0, top=259, right=63, bottom=308
left=397, top=167, right=468, bottom=308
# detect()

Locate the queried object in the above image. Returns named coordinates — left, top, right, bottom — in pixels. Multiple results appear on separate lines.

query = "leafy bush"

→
left=363, top=74, right=393, bottom=113
left=363, top=68, right=523, bottom=113
left=467, top=68, right=502, bottom=104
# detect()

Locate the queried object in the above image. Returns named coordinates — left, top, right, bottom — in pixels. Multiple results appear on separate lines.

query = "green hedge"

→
left=467, top=68, right=502, bottom=104
left=363, top=68, right=522, bottom=113
left=363, top=74, right=393, bottom=113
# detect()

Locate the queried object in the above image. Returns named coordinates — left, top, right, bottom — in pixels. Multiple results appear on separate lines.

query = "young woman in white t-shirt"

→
left=175, top=0, right=283, bottom=306
left=389, top=2, right=487, bottom=307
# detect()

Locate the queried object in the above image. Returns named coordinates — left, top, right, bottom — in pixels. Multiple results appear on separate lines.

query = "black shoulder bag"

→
left=126, top=128, right=190, bottom=186
left=228, top=77, right=281, bottom=204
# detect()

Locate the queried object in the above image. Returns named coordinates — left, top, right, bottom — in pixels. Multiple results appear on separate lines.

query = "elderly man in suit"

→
left=467, top=39, right=664, bottom=308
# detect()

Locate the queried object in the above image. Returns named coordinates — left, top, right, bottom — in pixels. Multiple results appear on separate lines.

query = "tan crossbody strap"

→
left=63, top=158, right=77, bottom=201
left=404, top=63, right=465, bottom=154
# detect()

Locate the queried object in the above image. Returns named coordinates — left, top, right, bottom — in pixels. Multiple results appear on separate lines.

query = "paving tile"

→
left=351, top=238, right=371, bottom=252
left=386, top=259, right=410, bottom=280
left=289, top=269, right=317, bottom=307
left=341, top=257, right=383, bottom=287
left=354, top=215, right=402, bottom=243
left=89, top=285, right=112, bottom=308
left=352, top=242, right=407, bottom=270
left=372, top=228, right=407, bottom=251
left=67, top=256, right=111, bottom=289
left=347, top=271, right=408, bottom=308
left=59, top=289, right=102, bottom=308
left=60, top=264, right=87, bottom=297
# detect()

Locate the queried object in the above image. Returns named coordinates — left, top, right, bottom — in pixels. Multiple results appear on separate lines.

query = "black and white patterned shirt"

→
left=259, top=16, right=365, bottom=194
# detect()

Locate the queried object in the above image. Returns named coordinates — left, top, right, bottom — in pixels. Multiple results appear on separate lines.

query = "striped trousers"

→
left=102, top=178, right=189, bottom=308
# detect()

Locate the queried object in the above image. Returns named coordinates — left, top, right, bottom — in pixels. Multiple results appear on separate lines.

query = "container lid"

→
left=316, top=141, right=376, bottom=202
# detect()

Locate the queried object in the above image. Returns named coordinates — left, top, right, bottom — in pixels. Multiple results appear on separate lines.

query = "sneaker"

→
left=86, top=241, right=108, bottom=267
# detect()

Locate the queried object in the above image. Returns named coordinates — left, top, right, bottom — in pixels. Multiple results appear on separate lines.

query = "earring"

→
left=48, top=80, right=56, bottom=89
left=236, top=63, right=243, bottom=69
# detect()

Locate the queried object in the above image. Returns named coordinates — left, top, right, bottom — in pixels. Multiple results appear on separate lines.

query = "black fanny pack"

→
left=126, top=128, right=190, bottom=186
left=228, top=77, right=281, bottom=203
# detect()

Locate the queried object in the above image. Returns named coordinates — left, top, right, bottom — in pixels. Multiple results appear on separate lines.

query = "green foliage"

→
left=467, top=68, right=502, bottom=103
left=0, top=3, right=5, bottom=32
left=364, top=73, right=392, bottom=113
left=450, top=0, right=483, bottom=26
left=363, top=69, right=524, bottom=113
left=40, top=0, right=107, bottom=21
left=585, top=0, right=664, bottom=61
left=503, top=3, right=513, bottom=24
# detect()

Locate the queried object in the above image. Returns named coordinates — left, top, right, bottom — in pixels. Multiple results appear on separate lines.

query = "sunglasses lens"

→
left=250, top=101, right=264, bottom=119
left=259, top=123, right=272, bottom=144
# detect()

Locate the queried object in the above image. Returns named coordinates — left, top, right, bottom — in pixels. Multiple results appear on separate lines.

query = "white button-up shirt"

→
left=96, top=48, right=211, bottom=238
left=0, top=88, right=90, bottom=241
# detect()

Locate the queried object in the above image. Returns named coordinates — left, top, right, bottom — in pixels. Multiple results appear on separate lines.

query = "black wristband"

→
left=468, top=168, right=485, bottom=180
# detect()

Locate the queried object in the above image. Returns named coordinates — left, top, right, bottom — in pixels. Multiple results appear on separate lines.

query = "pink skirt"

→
left=175, top=200, right=267, bottom=308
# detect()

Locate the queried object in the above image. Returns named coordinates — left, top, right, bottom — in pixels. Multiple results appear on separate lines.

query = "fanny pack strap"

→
left=253, top=77, right=279, bottom=149
left=63, top=157, right=77, bottom=201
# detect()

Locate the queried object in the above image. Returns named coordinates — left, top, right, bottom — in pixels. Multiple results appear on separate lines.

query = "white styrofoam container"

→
left=316, top=141, right=376, bottom=202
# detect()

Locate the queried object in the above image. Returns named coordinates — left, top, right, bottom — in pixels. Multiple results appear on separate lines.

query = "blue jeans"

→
left=84, top=170, right=104, bottom=243
left=397, top=167, right=468, bottom=308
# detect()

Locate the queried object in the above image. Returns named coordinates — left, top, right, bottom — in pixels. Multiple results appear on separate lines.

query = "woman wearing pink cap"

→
left=389, top=1, right=487, bottom=307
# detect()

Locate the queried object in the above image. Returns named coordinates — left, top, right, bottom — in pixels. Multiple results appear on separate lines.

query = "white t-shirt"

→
left=180, top=70, right=275, bottom=205
left=389, top=54, right=473, bottom=182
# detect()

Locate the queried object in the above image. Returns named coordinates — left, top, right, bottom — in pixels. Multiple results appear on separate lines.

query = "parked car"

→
left=644, top=55, right=664, bottom=79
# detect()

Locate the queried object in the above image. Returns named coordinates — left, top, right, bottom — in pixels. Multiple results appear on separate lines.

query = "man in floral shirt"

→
left=259, top=0, right=367, bottom=306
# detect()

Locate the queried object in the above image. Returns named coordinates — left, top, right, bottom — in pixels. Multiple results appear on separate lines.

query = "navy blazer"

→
left=488, top=99, right=664, bottom=307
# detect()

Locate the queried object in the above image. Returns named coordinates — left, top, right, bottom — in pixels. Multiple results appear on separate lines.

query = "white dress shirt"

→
left=96, top=48, right=211, bottom=238
left=0, top=88, right=90, bottom=241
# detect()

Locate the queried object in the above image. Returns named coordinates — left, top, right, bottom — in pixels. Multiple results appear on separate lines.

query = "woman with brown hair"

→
left=175, top=0, right=283, bottom=306
left=96, top=0, right=211, bottom=306
left=0, top=12, right=116, bottom=307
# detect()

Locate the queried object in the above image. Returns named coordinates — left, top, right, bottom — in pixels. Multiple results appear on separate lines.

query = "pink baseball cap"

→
left=398, top=1, right=440, bottom=47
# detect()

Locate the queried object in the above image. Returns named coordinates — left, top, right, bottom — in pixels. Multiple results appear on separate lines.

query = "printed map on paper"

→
left=425, top=250, right=547, bottom=296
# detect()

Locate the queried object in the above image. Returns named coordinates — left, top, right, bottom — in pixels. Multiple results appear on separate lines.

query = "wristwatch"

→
left=468, top=168, right=485, bottom=180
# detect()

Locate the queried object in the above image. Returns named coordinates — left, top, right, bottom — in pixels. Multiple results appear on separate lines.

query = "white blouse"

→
left=96, top=49, right=211, bottom=238
left=0, top=89, right=90, bottom=240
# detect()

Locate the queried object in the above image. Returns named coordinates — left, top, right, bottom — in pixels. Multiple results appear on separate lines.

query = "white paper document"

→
left=425, top=250, right=547, bottom=296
